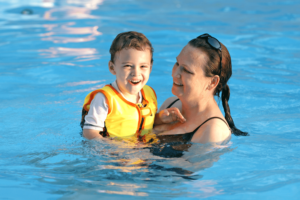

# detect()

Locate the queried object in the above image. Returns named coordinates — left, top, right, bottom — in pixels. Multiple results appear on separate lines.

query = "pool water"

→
left=1, top=0, right=300, bottom=199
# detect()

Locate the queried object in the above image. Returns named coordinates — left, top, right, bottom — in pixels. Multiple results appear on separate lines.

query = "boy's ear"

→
left=108, top=61, right=116, bottom=75
left=150, top=63, right=153, bottom=72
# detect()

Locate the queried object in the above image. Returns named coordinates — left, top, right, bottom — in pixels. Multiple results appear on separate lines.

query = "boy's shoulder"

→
left=142, top=85, right=157, bottom=98
left=143, top=84, right=154, bottom=90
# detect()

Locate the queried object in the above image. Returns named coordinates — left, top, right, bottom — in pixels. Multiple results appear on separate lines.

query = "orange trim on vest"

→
left=107, top=85, right=138, bottom=107
left=140, top=89, right=149, bottom=105
left=83, top=88, right=112, bottom=115
left=83, top=89, right=102, bottom=111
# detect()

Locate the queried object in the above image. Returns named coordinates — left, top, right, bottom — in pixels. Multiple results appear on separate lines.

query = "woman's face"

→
left=172, top=44, right=212, bottom=101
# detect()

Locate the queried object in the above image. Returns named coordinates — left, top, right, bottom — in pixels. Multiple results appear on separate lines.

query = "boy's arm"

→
left=83, top=129, right=103, bottom=139
left=83, top=92, right=108, bottom=140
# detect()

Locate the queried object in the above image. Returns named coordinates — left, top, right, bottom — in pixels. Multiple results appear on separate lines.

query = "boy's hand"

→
left=155, top=107, right=186, bottom=125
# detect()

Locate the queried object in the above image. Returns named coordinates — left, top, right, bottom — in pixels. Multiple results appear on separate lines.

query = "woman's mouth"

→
left=173, top=81, right=183, bottom=86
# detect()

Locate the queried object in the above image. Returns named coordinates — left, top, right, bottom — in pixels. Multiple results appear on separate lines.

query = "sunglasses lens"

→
left=197, top=34, right=222, bottom=76
left=207, top=38, right=221, bottom=49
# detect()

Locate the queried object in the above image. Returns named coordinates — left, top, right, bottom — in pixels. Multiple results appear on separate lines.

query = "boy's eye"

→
left=141, top=65, right=148, bottom=68
left=124, top=65, right=132, bottom=67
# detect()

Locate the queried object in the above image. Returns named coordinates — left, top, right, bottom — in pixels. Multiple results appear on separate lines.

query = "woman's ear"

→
left=208, top=75, right=220, bottom=90
left=108, top=61, right=116, bottom=75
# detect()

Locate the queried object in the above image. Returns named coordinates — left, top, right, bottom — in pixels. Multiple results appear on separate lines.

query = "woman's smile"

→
left=173, top=81, right=183, bottom=86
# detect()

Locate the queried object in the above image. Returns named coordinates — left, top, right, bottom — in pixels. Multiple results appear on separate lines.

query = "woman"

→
left=154, top=33, right=248, bottom=144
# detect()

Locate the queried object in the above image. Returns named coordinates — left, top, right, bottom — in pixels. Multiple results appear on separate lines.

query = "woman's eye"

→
left=124, top=65, right=131, bottom=67
left=183, top=67, right=193, bottom=74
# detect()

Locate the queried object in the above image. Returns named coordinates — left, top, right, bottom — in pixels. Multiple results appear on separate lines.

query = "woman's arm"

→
left=191, top=119, right=231, bottom=144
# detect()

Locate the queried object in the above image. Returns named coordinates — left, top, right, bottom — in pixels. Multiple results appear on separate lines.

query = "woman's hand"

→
left=154, top=107, right=186, bottom=125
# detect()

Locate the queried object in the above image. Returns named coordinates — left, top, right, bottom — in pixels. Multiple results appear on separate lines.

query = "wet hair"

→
left=109, top=31, right=154, bottom=63
left=188, top=37, right=248, bottom=136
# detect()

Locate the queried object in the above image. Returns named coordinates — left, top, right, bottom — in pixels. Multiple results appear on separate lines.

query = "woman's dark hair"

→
left=189, top=37, right=248, bottom=136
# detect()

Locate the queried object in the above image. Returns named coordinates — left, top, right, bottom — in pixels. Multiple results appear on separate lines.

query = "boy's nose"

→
left=131, top=66, right=140, bottom=76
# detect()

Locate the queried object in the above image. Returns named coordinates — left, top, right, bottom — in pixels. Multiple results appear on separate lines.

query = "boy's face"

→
left=109, top=47, right=152, bottom=99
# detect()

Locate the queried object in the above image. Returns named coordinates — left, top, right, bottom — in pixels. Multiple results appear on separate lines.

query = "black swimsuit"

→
left=150, top=98, right=230, bottom=158
left=158, top=116, right=229, bottom=143
left=161, top=98, right=229, bottom=141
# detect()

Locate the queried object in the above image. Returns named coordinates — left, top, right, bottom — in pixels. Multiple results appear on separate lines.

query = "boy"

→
left=81, top=31, right=185, bottom=140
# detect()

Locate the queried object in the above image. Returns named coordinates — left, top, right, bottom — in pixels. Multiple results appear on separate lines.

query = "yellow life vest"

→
left=82, top=84, right=157, bottom=139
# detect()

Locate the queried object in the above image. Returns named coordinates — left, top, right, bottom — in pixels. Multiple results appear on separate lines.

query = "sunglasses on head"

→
left=197, top=33, right=222, bottom=76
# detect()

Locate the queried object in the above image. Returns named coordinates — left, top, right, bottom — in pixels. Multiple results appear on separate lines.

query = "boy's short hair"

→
left=109, top=31, right=153, bottom=63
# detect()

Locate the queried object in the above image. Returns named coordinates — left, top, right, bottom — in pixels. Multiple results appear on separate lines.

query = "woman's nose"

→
left=172, top=65, right=181, bottom=78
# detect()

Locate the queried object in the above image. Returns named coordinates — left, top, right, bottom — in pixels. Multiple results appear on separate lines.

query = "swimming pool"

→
left=1, top=0, right=300, bottom=199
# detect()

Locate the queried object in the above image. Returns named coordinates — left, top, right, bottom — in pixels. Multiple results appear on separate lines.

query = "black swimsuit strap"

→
left=182, top=117, right=229, bottom=141
left=166, top=98, right=180, bottom=108
left=194, top=117, right=229, bottom=133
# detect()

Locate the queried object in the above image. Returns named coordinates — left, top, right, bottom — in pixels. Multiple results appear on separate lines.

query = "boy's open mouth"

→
left=129, top=80, right=141, bottom=85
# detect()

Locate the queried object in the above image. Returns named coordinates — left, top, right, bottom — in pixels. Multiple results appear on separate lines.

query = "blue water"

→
left=1, top=0, right=300, bottom=199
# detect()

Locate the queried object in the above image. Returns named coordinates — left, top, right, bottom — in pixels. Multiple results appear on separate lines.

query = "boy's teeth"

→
left=131, top=80, right=141, bottom=83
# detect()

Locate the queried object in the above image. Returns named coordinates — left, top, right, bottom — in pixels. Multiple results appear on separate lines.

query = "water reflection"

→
left=14, top=139, right=232, bottom=197
left=58, top=80, right=106, bottom=95
left=38, top=0, right=103, bottom=62
left=60, top=80, right=104, bottom=87
left=97, top=190, right=148, bottom=197
left=41, top=23, right=101, bottom=43
left=50, top=0, right=105, bottom=9
left=10, top=0, right=104, bottom=9
left=83, top=139, right=233, bottom=177
left=39, top=47, right=100, bottom=61
left=183, top=180, right=224, bottom=198
left=42, top=0, right=105, bottom=20
left=60, top=84, right=106, bottom=94
left=43, top=6, right=99, bottom=20
left=42, top=22, right=100, bottom=35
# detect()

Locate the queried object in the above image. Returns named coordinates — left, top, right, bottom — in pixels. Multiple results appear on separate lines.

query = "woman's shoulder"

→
left=191, top=117, right=231, bottom=144
left=159, top=96, right=181, bottom=112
